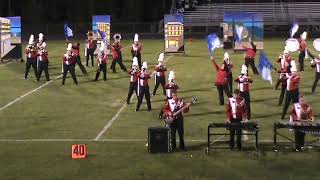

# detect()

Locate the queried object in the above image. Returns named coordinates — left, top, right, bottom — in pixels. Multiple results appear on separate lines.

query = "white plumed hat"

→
left=132, top=57, right=139, bottom=67
left=290, top=60, right=297, bottom=72
left=134, top=33, right=139, bottom=42
left=142, top=61, right=148, bottom=69
left=168, top=71, right=175, bottom=81
left=158, top=53, right=164, bottom=62
left=67, top=43, right=72, bottom=51
left=301, top=31, right=307, bottom=40
left=28, top=34, right=34, bottom=45
left=100, top=41, right=105, bottom=52
left=38, top=33, right=44, bottom=41
left=224, top=52, right=229, bottom=60
left=241, top=64, right=248, bottom=75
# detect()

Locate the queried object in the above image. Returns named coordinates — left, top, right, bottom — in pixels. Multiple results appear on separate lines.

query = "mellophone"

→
left=207, top=122, right=259, bottom=154
left=273, top=121, right=320, bottom=151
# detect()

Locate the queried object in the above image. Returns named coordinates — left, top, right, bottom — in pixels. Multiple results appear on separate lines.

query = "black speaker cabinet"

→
left=148, top=127, right=170, bottom=153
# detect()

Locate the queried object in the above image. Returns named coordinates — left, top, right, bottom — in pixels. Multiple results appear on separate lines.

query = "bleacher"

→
left=183, top=2, right=320, bottom=27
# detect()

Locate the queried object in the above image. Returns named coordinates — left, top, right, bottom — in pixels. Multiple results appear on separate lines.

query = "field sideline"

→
left=0, top=38, right=320, bottom=179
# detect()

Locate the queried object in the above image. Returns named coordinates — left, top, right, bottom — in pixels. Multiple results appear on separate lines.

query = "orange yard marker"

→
left=71, top=144, right=86, bottom=159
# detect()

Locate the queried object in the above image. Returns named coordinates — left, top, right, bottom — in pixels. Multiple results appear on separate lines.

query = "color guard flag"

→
left=258, top=51, right=273, bottom=84
left=290, top=22, right=299, bottom=38
left=206, top=33, right=220, bottom=55
left=98, top=28, right=106, bottom=41
left=64, top=23, right=73, bottom=40
left=235, top=24, right=244, bottom=43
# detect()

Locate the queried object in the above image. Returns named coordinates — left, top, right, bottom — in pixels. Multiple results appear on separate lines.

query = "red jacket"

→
left=163, top=98, right=189, bottom=116
left=285, top=73, right=300, bottom=91
left=155, top=64, right=167, bottom=77
left=37, top=50, right=48, bottom=61
left=72, top=46, right=80, bottom=57
left=25, top=46, right=37, bottom=59
left=226, top=96, right=247, bottom=121
left=235, top=74, right=253, bottom=92
left=299, top=39, right=307, bottom=52
left=131, top=43, right=142, bottom=56
left=243, top=42, right=257, bottom=59
left=112, top=42, right=122, bottom=60
left=128, top=69, right=140, bottom=83
left=212, top=59, right=228, bottom=86
left=63, top=54, right=75, bottom=65
left=86, top=39, right=96, bottom=50
left=289, top=103, right=314, bottom=122
left=138, top=71, right=150, bottom=86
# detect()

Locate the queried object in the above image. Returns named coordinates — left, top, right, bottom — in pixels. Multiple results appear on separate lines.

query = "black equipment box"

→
left=148, top=127, right=170, bottom=153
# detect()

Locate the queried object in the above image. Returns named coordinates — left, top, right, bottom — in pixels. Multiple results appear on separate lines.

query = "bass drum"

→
left=285, top=38, right=300, bottom=52
left=313, top=38, right=320, bottom=51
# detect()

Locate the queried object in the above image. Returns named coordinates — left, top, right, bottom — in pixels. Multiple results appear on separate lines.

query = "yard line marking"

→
left=0, top=74, right=62, bottom=112
left=93, top=54, right=175, bottom=141
left=0, top=138, right=302, bottom=143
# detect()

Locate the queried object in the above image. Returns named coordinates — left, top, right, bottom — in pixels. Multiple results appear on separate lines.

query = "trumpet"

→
left=113, top=33, right=121, bottom=42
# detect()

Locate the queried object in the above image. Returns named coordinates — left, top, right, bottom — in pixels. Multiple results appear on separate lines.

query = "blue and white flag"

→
left=206, top=33, right=220, bottom=56
left=235, top=24, right=244, bottom=43
left=258, top=51, right=274, bottom=84
left=98, top=28, right=106, bottom=41
left=290, top=22, right=299, bottom=38
left=64, top=23, right=73, bottom=40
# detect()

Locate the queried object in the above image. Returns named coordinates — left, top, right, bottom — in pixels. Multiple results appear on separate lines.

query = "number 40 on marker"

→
left=72, top=144, right=86, bottom=159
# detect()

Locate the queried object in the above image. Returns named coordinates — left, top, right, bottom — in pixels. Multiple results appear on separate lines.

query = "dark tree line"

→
left=0, top=0, right=172, bottom=23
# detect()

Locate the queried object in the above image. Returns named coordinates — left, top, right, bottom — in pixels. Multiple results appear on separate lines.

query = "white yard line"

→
left=0, top=138, right=297, bottom=143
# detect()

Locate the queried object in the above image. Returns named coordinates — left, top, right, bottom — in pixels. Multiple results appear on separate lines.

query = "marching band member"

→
left=275, top=47, right=292, bottom=106
left=110, top=34, right=127, bottom=73
left=72, top=42, right=87, bottom=75
left=310, top=54, right=320, bottom=94
left=94, top=41, right=107, bottom=81
left=226, top=89, right=248, bottom=150
left=235, top=65, right=253, bottom=120
left=211, top=56, right=232, bottom=105
left=126, top=57, right=140, bottom=104
left=36, top=33, right=50, bottom=81
left=297, top=31, right=315, bottom=72
left=289, top=95, right=315, bottom=151
left=61, top=43, right=78, bottom=85
left=85, top=31, right=97, bottom=67
left=152, top=53, right=167, bottom=96
left=135, top=61, right=151, bottom=111
left=162, top=92, right=189, bottom=151
left=242, top=38, right=259, bottom=75
left=223, top=52, right=234, bottom=93
left=24, top=34, right=38, bottom=80
left=159, top=71, right=179, bottom=119
left=131, top=33, right=142, bottom=69
left=281, top=61, right=300, bottom=119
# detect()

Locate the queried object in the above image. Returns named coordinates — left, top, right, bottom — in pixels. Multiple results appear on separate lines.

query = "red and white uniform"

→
left=98, top=52, right=107, bottom=65
left=285, top=73, right=300, bottom=91
left=226, top=96, right=247, bottom=120
left=165, top=82, right=179, bottom=99
left=277, top=54, right=292, bottom=71
left=212, top=59, right=228, bottom=86
left=289, top=103, right=313, bottom=122
left=25, top=46, right=37, bottom=59
left=86, top=39, right=96, bottom=49
left=243, top=46, right=256, bottom=59
left=163, top=98, right=189, bottom=114
left=298, top=39, right=307, bottom=52
left=128, top=69, right=139, bottom=82
left=63, top=54, right=75, bottom=65
left=131, top=43, right=142, bottom=54
left=112, top=42, right=122, bottom=60
left=37, top=50, right=48, bottom=61
left=235, top=75, right=253, bottom=92
left=155, top=64, right=167, bottom=77
left=138, top=71, right=150, bottom=86
left=72, top=46, right=80, bottom=57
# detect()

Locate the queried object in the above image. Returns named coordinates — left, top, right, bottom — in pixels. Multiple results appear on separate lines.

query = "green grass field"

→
left=0, top=38, right=320, bottom=180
